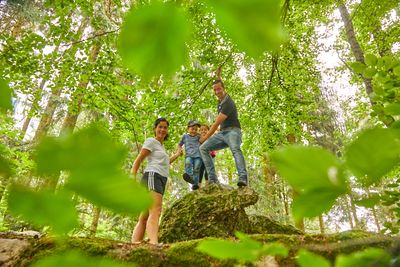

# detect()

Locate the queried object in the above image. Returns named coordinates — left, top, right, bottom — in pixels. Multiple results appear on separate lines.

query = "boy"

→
left=177, top=120, right=202, bottom=190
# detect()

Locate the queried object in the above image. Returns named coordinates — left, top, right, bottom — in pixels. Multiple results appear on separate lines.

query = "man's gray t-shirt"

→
left=218, top=94, right=241, bottom=130
left=179, top=134, right=201, bottom=158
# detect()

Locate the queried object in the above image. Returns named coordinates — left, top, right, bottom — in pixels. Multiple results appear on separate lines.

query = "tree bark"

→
left=338, top=3, right=373, bottom=96
left=88, top=206, right=101, bottom=238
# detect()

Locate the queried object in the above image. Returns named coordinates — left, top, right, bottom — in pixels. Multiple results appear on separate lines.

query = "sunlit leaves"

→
left=0, top=79, right=12, bottom=112
left=197, top=232, right=287, bottom=261
left=30, top=250, right=134, bottom=267
left=35, top=124, right=152, bottom=216
left=204, top=0, right=285, bottom=58
left=8, top=185, right=78, bottom=235
left=350, top=62, right=366, bottom=74
left=0, top=145, right=12, bottom=178
left=271, top=146, right=347, bottom=219
left=345, top=128, right=400, bottom=186
left=296, top=249, right=331, bottom=267
left=364, top=54, right=377, bottom=66
left=353, top=194, right=380, bottom=208
left=118, top=2, right=192, bottom=78
left=335, top=248, right=391, bottom=267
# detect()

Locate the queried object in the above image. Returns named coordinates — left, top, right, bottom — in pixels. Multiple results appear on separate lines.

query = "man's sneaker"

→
left=192, top=184, right=199, bottom=190
left=237, top=181, right=247, bottom=187
left=183, top=173, right=195, bottom=184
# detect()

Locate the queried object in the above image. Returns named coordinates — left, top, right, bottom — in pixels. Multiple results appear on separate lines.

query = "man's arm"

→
left=199, top=112, right=227, bottom=143
left=216, top=66, right=222, bottom=79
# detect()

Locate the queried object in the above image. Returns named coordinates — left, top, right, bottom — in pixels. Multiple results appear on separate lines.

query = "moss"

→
left=163, top=239, right=238, bottom=267
left=126, top=247, right=162, bottom=267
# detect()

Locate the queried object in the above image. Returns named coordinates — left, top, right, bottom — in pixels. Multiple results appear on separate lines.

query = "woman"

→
left=131, top=118, right=181, bottom=245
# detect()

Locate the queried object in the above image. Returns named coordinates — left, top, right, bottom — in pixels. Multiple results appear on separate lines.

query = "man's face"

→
left=213, top=82, right=225, bottom=101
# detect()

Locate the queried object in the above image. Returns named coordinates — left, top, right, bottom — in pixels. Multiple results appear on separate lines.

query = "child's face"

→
left=188, top=125, right=198, bottom=135
left=200, top=126, right=208, bottom=137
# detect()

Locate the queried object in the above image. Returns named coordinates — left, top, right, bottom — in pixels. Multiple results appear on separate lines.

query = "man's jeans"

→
left=200, top=128, right=247, bottom=184
left=185, top=157, right=202, bottom=185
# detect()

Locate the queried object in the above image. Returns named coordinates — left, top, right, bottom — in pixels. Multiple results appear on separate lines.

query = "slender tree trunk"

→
left=32, top=89, right=62, bottom=142
left=348, top=194, right=360, bottom=229
left=366, top=189, right=381, bottom=231
left=343, top=196, right=354, bottom=229
left=21, top=79, right=47, bottom=137
left=88, top=206, right=101, bottom=238
left=318, top=215, right=325, bottom=234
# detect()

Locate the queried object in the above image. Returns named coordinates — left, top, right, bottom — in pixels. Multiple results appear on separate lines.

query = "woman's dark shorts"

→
left=141, top=171, right=168, bottom=195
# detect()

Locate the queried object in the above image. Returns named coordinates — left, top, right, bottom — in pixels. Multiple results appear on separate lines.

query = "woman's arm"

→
left=131, top=148, right=151, bottom=178
left=169, top=147, right=183, bottom=164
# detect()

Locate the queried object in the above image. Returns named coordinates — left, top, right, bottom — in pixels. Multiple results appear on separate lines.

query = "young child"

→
left=199, top=124, right=216, bottom=187
left=177, top=120, right=202, bottom=190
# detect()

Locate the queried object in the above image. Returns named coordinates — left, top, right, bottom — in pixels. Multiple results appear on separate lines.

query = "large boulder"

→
left=159, top=184, right=301, bottom=243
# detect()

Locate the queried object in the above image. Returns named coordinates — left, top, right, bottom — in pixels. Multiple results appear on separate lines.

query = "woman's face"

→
left=155, top=121, right=169, bottom=141
left=200, top=126, right=208, bottom=137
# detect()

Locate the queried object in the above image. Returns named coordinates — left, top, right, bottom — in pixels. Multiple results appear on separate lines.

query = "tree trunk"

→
left=348, top=194, right=360, bottom=229
left=88, top=206, right=101, bottom=238
left=318, top=215, right=325, bottom=234
left=21, top=79, right=47, bottom=137
left=338, top=3, right=373, bottom=96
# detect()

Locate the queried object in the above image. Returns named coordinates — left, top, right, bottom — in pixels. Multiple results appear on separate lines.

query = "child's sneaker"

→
left=192, top=184, right=199, bottom=190
left=183, top=173, right=195, bottom=184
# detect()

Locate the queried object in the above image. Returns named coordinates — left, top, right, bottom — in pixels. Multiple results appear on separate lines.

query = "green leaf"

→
left=8, top=185, right=78, bottom=235
left=393, top=65, right=400, bottom=76
left=364, top=54, right=377, bottom=66
left=36, top=125, right=128, bottom=176
left=30, top=250, right=134, bottom=267
left=296, top=249, right=331, bottom=267
left=67, top=173, right=151, bottom=216
left=384, top=103, right=400, bottom=115
left=349, top=62, right=366, bottom=74
left=0, top=154, right=12, bottom=178
left=271, top=146, right=346, bottom=191
left=205, top=0, right=285, bottom=57
left=335, top=248, right=391, bottom=267
left=345, top=128, right=400, bottom=186
left=0, top=79, right=12, bottom=112
left=118, top=2, right=192, bottom=77
left=197, top=237, right=261, bottom=261
left=35, top=125, right=152, bottom=216
left=353, top=194, right=380, bottom=208
left=292, top=187, right=344, bottom=220
left=363, top=67, right=377, bottom=78
left=261, top=243, right=288, bottom=257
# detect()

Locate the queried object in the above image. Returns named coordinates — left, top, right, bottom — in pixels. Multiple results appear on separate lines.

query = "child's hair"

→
left=200, top=124, right=210, bottom=130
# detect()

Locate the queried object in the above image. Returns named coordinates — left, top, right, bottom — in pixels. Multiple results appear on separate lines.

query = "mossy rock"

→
left=159, top=185, right=259, bottom=243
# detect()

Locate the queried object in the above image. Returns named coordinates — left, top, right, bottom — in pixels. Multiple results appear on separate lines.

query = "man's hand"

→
left=199, top=136, right=206, bottom=144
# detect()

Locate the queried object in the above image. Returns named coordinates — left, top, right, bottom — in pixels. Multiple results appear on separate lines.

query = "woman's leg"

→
left=131, top=211, right=149, bottom=243
left=146, top=191, right=163, bottom=244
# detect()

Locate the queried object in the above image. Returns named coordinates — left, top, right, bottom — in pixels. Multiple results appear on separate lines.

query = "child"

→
left=199, top=124, right=216, bottom=187
left=177, top=120, right=202, bottom=190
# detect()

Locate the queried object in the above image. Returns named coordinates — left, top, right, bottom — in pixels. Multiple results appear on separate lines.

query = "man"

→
left=199, top=66, right=248, bottom=187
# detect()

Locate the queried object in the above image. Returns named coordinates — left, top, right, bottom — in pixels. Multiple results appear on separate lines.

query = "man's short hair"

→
left=212, top=79, right=225, bottom=88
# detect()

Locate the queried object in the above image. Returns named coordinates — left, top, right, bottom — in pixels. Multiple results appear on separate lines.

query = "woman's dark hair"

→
left=154, top=117, right=169, bottom=140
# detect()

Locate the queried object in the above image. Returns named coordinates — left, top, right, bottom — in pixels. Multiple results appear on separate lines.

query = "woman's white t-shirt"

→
left=143, top=137, right=169, bottom=178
